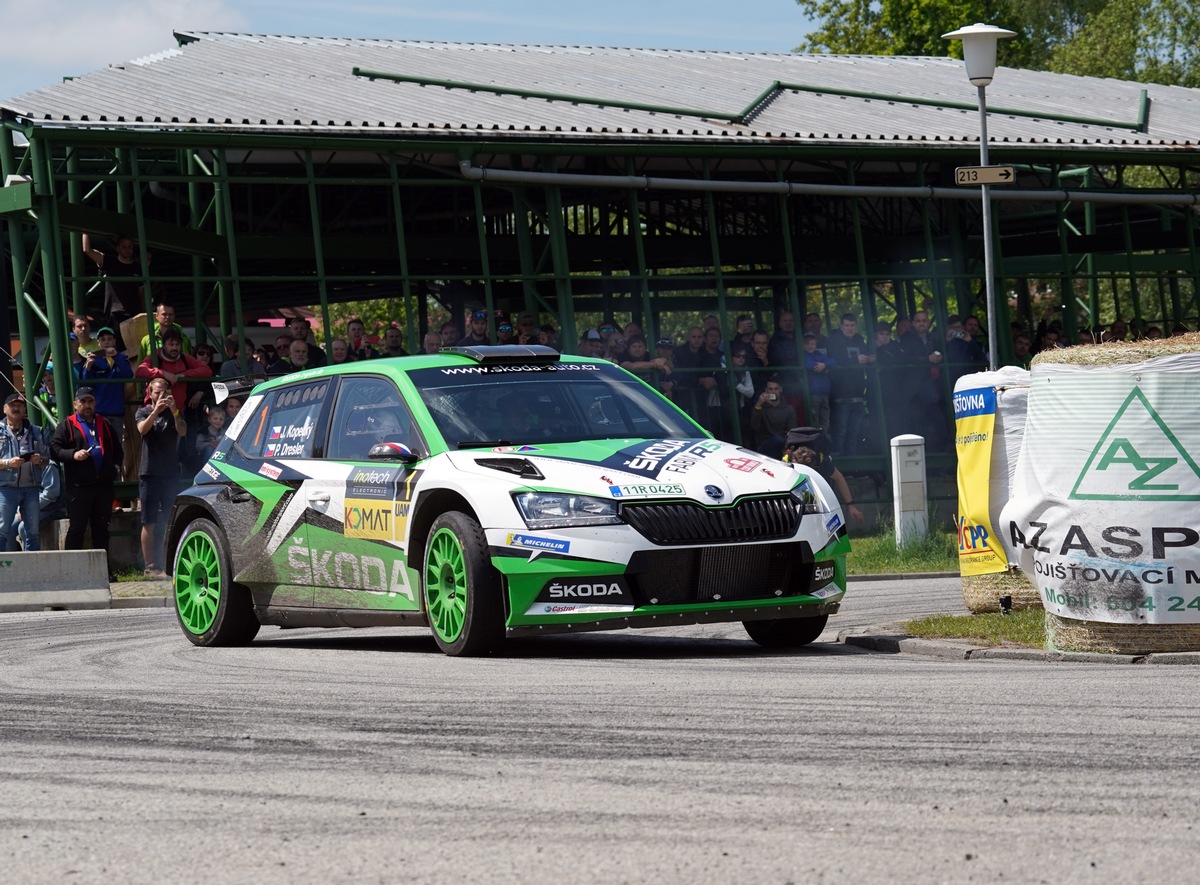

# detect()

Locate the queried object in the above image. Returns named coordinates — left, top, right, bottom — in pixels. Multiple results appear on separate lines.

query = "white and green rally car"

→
left=167, top=345, right=850, bottom=655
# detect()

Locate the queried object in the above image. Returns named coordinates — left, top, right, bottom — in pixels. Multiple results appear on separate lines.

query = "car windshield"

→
left=407, top=361, right=704, bottom=448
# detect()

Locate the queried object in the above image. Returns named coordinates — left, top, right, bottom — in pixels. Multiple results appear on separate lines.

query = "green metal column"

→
left=127, top=147, right=155, bottom=327
left=1185, top=208, right=1200, bottom=326
left=1084, top=169, right=1099, bottom=325
left=214, top=148, right=246, bottom=367
left=304, top=151, right=333, bottom=352
left=1, top=127, right=41, bottom=404
left=542, top=158, right=575, bottom=349
left=1121, top=205, right=1141, bottom=329
left=702, top=160, right=737, bottom=438
left=849, top=167, right=887, bottom=460
left=30, top=136, right=73, bottom=407
left=65, top=149, right=88, bottom=320
left=188, top=150, right=222, bottom=350
left=388, top=152, right=417, bottom=351
left=625, top=158, right=654, bottom=338
left=469, top=173, right=497, bottom=337
left=779, top=166, right=807, bottom=426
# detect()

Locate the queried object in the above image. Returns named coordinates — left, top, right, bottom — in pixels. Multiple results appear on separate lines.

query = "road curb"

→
left=839, top=627, right=1199, bottom=664
left=110, top=596, right=172, bottom=609
left=848, top=572, right=959, bottom=583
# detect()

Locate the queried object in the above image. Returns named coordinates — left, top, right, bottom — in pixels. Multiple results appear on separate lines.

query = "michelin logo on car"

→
left=506, top=533, right=571, bottom=554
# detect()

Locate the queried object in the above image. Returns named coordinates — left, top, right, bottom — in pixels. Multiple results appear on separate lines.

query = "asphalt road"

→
left=3, top=577, right=1198, bottom=883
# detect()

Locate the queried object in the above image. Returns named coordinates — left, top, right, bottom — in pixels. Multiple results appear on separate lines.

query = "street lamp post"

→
left=943, top=23, right=1016, bottom=371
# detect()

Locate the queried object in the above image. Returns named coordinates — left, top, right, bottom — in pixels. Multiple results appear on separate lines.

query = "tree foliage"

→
left=794, top=0, right=1198, bottom=86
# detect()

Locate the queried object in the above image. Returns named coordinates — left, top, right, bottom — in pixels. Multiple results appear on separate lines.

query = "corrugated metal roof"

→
left=4, top=33, right=1198, bottom=151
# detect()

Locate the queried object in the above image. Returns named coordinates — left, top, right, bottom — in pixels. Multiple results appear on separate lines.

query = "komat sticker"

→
left=344, top=468, right=421, bottom=543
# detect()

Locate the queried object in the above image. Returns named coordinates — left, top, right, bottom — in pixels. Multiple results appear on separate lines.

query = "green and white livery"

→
left=168, top=345, right=850, bottom=655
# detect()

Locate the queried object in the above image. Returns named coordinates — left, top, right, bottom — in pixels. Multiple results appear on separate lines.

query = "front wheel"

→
left=423, top=511, right=504, bottom=656
left=173, top=518, right=260, bottom=646
left=743, top=614, right=829, bottom=648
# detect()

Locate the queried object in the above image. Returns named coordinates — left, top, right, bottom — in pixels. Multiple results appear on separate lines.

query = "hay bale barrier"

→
left=1045, top=613, right=1200, bottom=655
left=1007, top=333, right=1200, bottom=654
left=962, top=569, right=1042, bottom=614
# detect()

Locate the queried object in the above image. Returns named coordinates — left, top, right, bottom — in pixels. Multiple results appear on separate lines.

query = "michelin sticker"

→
left=507, top=533, right=570, bottom=559
left=825, top=512, right=843, bottom=536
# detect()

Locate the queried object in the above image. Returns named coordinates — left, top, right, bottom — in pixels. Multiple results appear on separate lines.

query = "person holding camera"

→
left=50, top=387, right=123, bottom=562
left=750, top=378, right=797, bottom=460
left=80, top=326, right=134, bottom=443
left=0, top=394, right=51, bottom=551
left=135, top=378, right=187, bottom=578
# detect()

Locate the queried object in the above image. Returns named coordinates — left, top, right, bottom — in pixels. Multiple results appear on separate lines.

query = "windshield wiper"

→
left=457, top=439, right=514, bottom=449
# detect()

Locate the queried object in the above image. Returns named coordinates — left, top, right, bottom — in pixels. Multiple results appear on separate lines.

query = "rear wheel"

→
left=743, top=614, right=829, bottom=648
left=173, top=518, right=260, bottom=646
left=423, top=511, right=504, bottom=656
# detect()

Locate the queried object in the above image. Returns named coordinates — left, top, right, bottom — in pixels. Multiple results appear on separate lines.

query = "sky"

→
left=0, top=0, right=816, bottom=101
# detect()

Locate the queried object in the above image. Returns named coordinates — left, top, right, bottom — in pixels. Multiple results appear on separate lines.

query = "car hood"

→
left=447, top=437, right=807, bottom=502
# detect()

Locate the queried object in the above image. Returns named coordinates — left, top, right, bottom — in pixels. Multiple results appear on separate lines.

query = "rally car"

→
left=167, top=345, right=850, bottom=655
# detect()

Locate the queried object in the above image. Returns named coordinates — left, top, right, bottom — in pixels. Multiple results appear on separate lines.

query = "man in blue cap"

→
left=80, top=326, right=134, bottom=448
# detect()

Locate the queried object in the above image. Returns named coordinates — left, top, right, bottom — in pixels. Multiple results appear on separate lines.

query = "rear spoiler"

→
left=211, top=373, right=267, bottom=405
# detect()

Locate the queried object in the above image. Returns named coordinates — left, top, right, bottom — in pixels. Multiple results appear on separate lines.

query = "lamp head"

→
left=942, top=22, right=1017, bottom=87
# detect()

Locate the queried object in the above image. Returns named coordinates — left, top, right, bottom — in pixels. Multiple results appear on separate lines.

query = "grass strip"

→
left=847, top=525, right=958, bottom=575
left=905, top=608, right=1045, bottom=648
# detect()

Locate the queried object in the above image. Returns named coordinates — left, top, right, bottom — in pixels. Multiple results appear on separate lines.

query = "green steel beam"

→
left=472, top=179, right=497, bottom=334
left=542, top=159, right=576, bottom=348
left=21, top=123, right=1199, bottom=169
left=304, top=150, right=334, bottom=352
left=351, top=68, right=1150, bottom=132
left=388, top=153, right=417, bottom=351
left=0, top=181, right=32, bottom=215
left=30, top=136, right=73, bottom=412
left=352, top=67, right=743, bottom=123
left=54, top=202, right=227, bottom=257
left=214, top=147, right=247, bottom=364
left=702, top=160, right=741, bottom=439
left=624, top=158, right=655, bottom=340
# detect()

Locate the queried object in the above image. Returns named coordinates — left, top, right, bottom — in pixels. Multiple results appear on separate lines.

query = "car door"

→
left=306, top=374, right=425, bottom=612
left=226, top=377, right=332, bottom=608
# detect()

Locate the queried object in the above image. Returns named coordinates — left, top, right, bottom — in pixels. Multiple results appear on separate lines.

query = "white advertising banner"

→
left=999, top=354, right=1200, bottom=624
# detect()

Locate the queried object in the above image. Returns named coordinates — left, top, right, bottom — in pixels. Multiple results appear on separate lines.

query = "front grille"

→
left=621, top=494, right=801, bottom=545
left=627, top=542, right=813, bottom=605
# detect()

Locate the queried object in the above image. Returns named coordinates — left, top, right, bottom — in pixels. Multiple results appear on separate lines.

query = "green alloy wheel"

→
left=173, top=517, right=260, bottom=646
left=423, top=511, right=504, bottom=656
left=743, top=614, right=829, bottom=649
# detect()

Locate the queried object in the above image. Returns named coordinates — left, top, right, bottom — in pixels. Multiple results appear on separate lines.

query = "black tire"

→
left=172, top=517, right=260, bottom=647
left=423, top=511, right=505, bottom=656
left=743, top=614, right=829, bottom=648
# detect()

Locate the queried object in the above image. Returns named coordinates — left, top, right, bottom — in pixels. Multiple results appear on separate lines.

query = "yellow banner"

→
left=954, top=386, right=1005, bottom=575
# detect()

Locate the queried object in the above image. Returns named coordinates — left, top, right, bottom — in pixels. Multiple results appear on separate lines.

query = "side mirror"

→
left=368, top=442, right=420, bottom=464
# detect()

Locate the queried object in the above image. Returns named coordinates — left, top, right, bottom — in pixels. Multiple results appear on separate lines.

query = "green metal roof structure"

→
left=3, top=32, right=1200, bottom=464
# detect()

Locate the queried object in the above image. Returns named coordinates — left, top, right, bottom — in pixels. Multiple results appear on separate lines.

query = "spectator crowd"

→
left=6, top=229, right=1189, bottom=574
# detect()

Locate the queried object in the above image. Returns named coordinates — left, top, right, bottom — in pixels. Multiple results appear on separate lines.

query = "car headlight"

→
left=790, top=478, right=832, bottom=515
left=513, top=492, right=623, bottom=529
